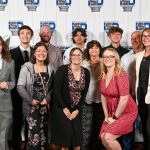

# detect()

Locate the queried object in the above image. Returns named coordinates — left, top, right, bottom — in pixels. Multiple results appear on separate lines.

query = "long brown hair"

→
left=141, top=28, right=150, bottom=50
left=0, top=36, right=12, bottom=62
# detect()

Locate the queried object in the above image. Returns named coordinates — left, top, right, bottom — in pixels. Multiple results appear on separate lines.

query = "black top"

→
left=139, top=56, right=150, bottom=88
left=102, top=44, right=128, bottom=58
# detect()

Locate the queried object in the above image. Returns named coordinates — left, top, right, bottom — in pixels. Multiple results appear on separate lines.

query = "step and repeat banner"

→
left=0, top=0, right=150, bottom=51
left=0, top=0, right=148, bottom=141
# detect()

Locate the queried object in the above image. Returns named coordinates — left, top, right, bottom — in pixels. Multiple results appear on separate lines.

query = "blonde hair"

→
left=100, top=48, right=123, bottom=79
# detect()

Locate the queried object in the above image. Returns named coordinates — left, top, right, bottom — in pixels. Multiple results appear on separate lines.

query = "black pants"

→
left=137, top=87, right=150, bottom=150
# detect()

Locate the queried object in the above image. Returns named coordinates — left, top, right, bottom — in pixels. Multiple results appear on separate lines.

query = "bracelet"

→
left=113, top=115, right=118, bottom=120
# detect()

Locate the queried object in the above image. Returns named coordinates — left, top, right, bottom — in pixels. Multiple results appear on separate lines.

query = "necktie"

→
left=24, top=50, right=29, bottom=62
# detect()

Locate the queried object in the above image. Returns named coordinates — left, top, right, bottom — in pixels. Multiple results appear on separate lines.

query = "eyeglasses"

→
left=35, top=50, right=48, bottom=53
left=71, top=54, right=82, bottom=57
left=103, top=55, right=115, bottom=59
left=142, top=35, right=150, bottom=39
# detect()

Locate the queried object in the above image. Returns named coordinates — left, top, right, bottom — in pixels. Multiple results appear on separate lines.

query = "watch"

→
left=113, top=115, right=118, bottom=120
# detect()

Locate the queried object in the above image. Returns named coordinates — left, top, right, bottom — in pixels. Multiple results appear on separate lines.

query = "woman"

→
left=100, top=48, right=137, bottom=150
left=17, top=42, right=54, bottom=150
left=135, top=28, right=150, bottom=149
left=0, top=36, right=15, bottom=150
left=51, top=47, right=90, bottom=150
left=82, top=40, right=104, bottom=150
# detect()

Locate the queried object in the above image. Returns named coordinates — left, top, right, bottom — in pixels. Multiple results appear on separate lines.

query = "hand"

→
left=63, top=108, right=71, bottom=120
left=107, top=117, right=116, bottom=125
left=31, top=99, right=39, bottom=106
left=70, top=110, right=79, bottom=120
left=41, top=99, right=47, bottom=105
left=0, top=82, right=8, bottom=89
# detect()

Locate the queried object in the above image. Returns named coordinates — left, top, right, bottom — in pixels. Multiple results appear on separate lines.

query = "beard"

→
left=40, top=36, right=51, bottom=43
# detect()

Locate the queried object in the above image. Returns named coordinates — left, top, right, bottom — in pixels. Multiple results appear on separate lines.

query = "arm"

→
left=17, top=66, right=32, bottom=105
left=0, top=61, right=15, bottom=90
left=53, top=66, right=66, bottom=109
left=101, top=94, right=108, bottom=119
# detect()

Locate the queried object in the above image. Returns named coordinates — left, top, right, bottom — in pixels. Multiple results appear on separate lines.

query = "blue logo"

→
left=0, top=0, right=8, bottom=11
left=136, top=21, right=150, bottom=31
left=88, top=0, right=103, bottom=12
left=40, top=21, right=56, bottom=31
left=24, top=0, right=39, bottom=11
left=56, top=0, right=71, bottom=12
left=104, top=22, right=119, bottom=35
left=72, top=22, right=87, bottom=31
left=9, top=21, right=24, bottom=36
left=120, top=0, right=135, bottom=12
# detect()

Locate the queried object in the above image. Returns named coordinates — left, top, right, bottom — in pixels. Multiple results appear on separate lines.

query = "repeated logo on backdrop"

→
left=136, top=21, right=150, bottom=31
left=40, top=21, right=56, bottom=31
left=120, top=0, right=135, bottom=12
left=0, top=0, right=8, bottom=11
left=56, top=0, right=71, bottom=12
left=24, top=0, right=39, bottom=11
left=88, top=0, right=103, bottom=12
left=9, top=21, right=23, bottom=36
left=104, top=22, right=119, bottom=35
left=72, top=22, right=87, bottom=31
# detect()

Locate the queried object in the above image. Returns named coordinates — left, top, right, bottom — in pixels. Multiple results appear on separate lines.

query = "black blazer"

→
left=10, top=46, right=33, bottom=110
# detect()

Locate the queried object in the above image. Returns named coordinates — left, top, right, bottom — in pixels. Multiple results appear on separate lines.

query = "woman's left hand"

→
left=0, top=82, right=8, bottom=89
left=107, top=117, right=116, bottom=125
left=41, top=99, right=47, bottom=105
left=70, top=110, right=79, bottom=120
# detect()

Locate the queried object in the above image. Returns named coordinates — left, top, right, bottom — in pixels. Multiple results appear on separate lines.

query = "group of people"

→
left=0, top=24, right=150, bottom=150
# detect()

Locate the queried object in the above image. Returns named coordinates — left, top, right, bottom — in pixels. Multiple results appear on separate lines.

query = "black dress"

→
left=27, top=72, right=49, bottom=150
left=51, top=65, right=90, bottom=147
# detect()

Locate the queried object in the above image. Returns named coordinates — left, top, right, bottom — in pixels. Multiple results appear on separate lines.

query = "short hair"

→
left=84, top=40, right=102, bottom=60
left=72, top=28, right=87, bottom=43
left=18, top=25, right=34, bottom=37
left=69, top=47, right=84, bottom=63
left=31, top=42, right=49, bottom=65
left=0, top=36, right=11, bottom=62
left=108, top=26, right=123, bottom=36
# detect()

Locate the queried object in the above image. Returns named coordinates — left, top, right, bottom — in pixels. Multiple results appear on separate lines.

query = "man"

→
left=63, top=28, right=87, bottom=64
left=121, top=31, right=142, bottom=150
left=103, top=26, right=128, bottom=58
left=39, top=25, right=62, bottom=71
left=10, top=25, right=33, bottom=150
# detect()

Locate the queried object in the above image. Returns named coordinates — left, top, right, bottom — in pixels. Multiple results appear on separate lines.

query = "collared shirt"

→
left=19, top=45, right=31, bottom=57
left=63, top=44, right=86, bottom=65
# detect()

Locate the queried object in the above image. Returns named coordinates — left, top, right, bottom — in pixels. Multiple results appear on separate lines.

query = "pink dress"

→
left=99, top=71, right=138, bottom=137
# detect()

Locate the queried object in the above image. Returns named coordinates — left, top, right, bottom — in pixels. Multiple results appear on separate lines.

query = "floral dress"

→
left=27, top=72, right=49, bottom=150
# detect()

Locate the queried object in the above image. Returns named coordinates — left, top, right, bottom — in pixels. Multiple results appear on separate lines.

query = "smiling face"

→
left=103, top=50, right=116, bottom=68
left=89, top=45, right=100, bottom=57
left=40, top=26, right=52, bottom=43
left=73, top=31, right=86, bottom=45
left=34, top=46, right=48, bottom=62
left=142, top=30, right=150, bottom=49
left=19, top=29, right=33, bottom=44
left=109, top=32, right=122, bottom=44
left=70, top=48, right=83, bottom=65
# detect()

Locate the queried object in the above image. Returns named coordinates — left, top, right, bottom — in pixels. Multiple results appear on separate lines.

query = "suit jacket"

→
left=135, top=50, right=150, bottom=104
left=10, top=46, right=33, bottom=111
left=0, top=59, right=15, bottom=111
left=48, top=44, right=63, bottom=71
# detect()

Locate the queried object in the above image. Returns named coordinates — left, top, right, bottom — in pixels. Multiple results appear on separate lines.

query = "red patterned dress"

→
left=99, top=71, right=138, bottom=137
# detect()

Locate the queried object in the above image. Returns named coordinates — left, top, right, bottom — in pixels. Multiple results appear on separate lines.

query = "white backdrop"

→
left=0, top=0, right=147, bottom=142
left=0, top=0, right=150, bottom=51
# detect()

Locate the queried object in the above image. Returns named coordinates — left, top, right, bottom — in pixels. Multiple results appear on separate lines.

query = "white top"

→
left=121, top=50, right=135, bottom=89
left=19, top=45, right=31, bottom=57
left=82, top=60, right=101, bottom=104
left=0, top=54, right=2, bottom=71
